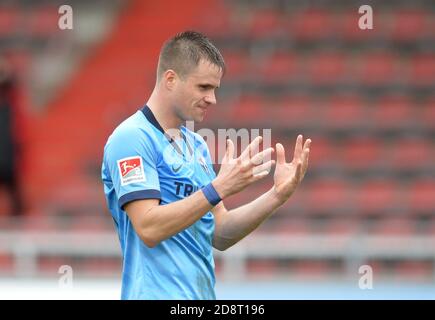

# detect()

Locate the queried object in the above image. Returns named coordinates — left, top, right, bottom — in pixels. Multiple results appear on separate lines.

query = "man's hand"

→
left=273, top=135, right=311, bottom=204
left=213, top=136, right=275, bottom=199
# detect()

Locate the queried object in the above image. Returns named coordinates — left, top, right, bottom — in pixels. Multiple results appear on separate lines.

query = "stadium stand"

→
left=0, top=0, right=434, bottom=281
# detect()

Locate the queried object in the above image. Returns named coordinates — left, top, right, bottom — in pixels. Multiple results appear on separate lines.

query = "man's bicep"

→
left=124, top=198, right=160, bottom=231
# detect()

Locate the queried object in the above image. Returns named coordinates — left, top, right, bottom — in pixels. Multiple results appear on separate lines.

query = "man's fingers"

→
left=294, top=161, right=302, bottom=183
left=251, top=161, right=275, bottom=182
left=276, top=143, right=286, bottom=164
left=301, top=139, right=311, bottom=174
left=251, top=147, right=274, bottom=166
left=302, top=139, right=311, bottom=165
left=301, top=148, right=310, bottom=176
left=253, top=160, right=275, bottom=176
left=293, top=134, right=303, bottom=161
left=226, top=139, right=235, bottom=160
left=250, top=135, right=261, bottom=158
left=240, top=136, right=262, bottom=162
left=304, top=138, right=311, bottom=150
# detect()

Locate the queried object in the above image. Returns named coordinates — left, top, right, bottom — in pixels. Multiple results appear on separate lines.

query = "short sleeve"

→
left=104, top=126, right=161, bottom=209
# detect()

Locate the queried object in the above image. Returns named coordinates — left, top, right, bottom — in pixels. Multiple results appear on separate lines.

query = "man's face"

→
left=172, top=59, right=223, bottom=123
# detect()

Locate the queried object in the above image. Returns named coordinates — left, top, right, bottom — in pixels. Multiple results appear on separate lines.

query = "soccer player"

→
left=101, top=31, right=311, bottom=299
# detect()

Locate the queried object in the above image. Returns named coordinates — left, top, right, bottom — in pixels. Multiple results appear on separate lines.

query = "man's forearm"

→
left=140, top=189, right=214, bottom=246
left=214, top=188, right=284, bottom=250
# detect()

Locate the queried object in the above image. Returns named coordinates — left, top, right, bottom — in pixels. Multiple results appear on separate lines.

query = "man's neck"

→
left=146, top=93, right=183, bottom=138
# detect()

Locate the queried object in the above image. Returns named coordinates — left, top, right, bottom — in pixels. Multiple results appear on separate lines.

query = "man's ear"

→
left=163, top=69, right=177, bottom=91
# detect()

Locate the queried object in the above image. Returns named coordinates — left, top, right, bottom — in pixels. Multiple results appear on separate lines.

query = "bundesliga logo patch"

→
left=117, top=156, right=146, bottom=185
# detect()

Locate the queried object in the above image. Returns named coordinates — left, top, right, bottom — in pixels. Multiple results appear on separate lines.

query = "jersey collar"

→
left=141, top=105, right=193, bottom=157
left=141, top=105, right=166, bottom=135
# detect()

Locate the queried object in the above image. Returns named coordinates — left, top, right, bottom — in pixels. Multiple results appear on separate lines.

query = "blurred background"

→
left=0, top=0, right=434, bottom=299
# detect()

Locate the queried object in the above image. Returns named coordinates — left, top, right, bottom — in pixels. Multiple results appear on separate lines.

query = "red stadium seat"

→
left=246, top=259, right=281, bottom=277
left=194, top=2, right=233, bottom=38
left=389, top=137, right=433, bottom=170
left=289, top=8, right=334, bottom=40
left=257, top=52, right=299, bottom=83
left=247, top=9, right=283, bottom=39
left=0, top=6, right=20, bottom=36
left=370, top=218, right=414, bottom=236
left=26, top=6, right=61, bottom=37
left=222, top=50, right=249, bottom=80
left=354, top=180, right=401, bottom=216
left=395, top=261, right=433, bottom=281
left=224, top=183, right=269, bottom=209
left=341, top=136, right=384, bottom=171
left=321, top=218, right=361, bottom=236
left=323, top=94, right=367, bottom=130
left=230, top=94, right=267, bottom=125
left=19, top=216, right=59, bottom=231
left=47, top=175, right=105, bottom=215
left=69, top=215, right=109, bottom=232
left=304, top=135, right=336, bottom=170
left=420, top=96, right=435, bottom=129
left=371, top=95, right=414, bottom=129
left=305, top=178, right=351, bottom=215
left=276, top=173, right=308, bottom=214
left=270, top=95, right=314, bottom=127
left=272, top=219, right=310, bottom=236
left=307, top=52, right=347, bottom=85
left=357, top=52, right=398, bottom=86
left=390, top=10, right=430, bottom=42
left=409, top=53, right=435, bottom=86
left=338, top=9, right=388, bottom=41
left=0, top=254, right=14, bottom=273
left=427, top=219, right=435, bottom=235
left=408, top=179, right=435, bottom=214
left=291, top=260, right=332, bottom=280
left=81, top=258, right=121, bottom=276
left=39, top=257, right=70, bottom=274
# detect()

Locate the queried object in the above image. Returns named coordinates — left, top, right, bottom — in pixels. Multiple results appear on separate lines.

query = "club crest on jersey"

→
left=117, top=156, right=146, bottom=185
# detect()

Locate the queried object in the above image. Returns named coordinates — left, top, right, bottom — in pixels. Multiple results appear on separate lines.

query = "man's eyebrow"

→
left=198, top=83, right=219, bottom=89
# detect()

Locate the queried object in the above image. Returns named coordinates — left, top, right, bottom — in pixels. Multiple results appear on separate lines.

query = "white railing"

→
left=1, top=231, right=435, bottom=280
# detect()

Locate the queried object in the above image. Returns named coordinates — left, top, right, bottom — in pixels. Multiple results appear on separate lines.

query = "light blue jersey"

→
left=101, top=105, right=217, bottom=300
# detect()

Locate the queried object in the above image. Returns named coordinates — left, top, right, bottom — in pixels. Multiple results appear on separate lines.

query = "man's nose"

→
left=205, top=92, right=216, bottom=105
